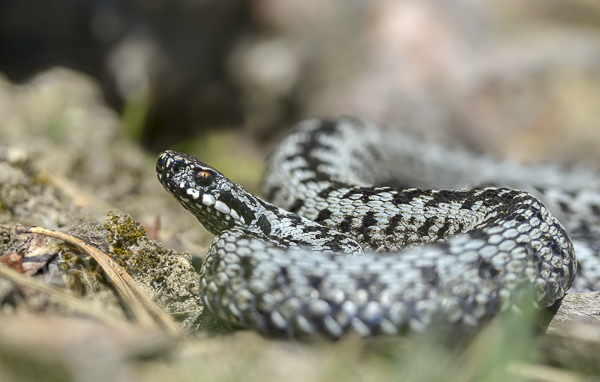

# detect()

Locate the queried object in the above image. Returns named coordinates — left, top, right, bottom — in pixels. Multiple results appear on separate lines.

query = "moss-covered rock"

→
left=104, top=211, right=202, bottom=328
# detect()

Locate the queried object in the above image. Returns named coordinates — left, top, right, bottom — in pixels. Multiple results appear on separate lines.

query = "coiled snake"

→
left=156, top=118, right=600, bottom=338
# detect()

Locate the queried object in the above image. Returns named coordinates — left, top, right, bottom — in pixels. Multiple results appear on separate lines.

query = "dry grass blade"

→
left=508, top=363, right=591, bottom=382
left=0, top=265, right=121, bottom=324
left=15, top=225, right=180, bottom=336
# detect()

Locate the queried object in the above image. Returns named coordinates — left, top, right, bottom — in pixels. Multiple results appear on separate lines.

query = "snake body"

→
left=156, top=118, right=594, bottom=338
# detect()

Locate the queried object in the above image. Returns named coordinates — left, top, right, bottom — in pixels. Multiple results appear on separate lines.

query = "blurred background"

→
left=2, top=0, right=600, bottom=158
left=1, top=0, right=600, bottom=245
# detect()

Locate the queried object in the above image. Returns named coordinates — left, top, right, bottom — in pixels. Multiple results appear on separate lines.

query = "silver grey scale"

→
left=157, top=118, right=580, bottom=338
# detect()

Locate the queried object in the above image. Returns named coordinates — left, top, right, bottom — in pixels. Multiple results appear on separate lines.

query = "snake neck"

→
left=247, top=198, right=363, bottom=253
left=156, top=149, right=361, bottom=253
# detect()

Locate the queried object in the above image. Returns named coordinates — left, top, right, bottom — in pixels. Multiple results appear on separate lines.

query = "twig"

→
left=15, top=225, right=180, bottom=336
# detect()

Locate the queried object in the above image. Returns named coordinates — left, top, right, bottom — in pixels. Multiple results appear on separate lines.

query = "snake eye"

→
left=195, top=170, right=214, bottom=187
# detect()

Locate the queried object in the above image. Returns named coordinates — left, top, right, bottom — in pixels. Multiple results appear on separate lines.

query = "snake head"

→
left=156, top=150, right=256, bottom=235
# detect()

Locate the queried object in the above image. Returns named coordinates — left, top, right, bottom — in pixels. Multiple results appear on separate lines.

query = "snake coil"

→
left=156, top=118, right=600, bottom=338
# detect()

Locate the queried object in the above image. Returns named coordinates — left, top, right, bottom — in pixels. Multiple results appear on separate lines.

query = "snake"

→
left=156, top=117, right=600, bottom=338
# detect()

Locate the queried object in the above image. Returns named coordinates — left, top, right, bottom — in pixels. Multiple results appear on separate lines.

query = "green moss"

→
left=103, top=211, right=161, bottom=275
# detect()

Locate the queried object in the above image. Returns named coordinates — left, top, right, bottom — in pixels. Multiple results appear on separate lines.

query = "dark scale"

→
left=256, top=215, right=272, bottom=236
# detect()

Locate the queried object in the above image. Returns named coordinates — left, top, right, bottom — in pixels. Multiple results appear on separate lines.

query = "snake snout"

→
left=156, top=151, right=172, bottom=175
left=156, top=151, right=187, bottom=195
